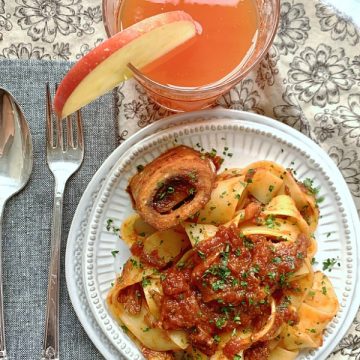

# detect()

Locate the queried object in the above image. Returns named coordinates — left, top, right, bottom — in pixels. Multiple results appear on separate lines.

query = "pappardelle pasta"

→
left=107, top=148, right=339, bottom=360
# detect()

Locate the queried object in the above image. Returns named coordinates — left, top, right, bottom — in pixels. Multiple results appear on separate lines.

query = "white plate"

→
left=66, top=109, right=360, bottom=360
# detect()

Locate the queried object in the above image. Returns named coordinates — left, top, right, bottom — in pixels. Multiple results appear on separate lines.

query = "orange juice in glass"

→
left=102, top=0, right=280, bottom=112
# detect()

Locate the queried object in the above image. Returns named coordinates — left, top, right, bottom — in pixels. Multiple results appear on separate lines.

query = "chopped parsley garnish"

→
left=106, top=218, right=113, bottom=231
left=188, top=188, right=196, bottom=195
left=268, top=272, right=277, bottom=280
left=265, top=215, right=279, bottom=229
left=213, top=335, right=221, bottom=344
left=308, top=290, right=316, bottom=297
left=157, top=181, right=164, bottom=189
left=322, top=258, right=340, bottom=272
left=106, top=218, right=120, bottom=234
left=302, top=177, right=324, bottom=204
left=272, top=256, right=282, bottom=264
left=268, top=185, right=274, bottom=192
left=208, top=148, right=217, bottom=158
left=121, top=325, right=128, bottom=333
left=188, top=171, right=198, bottom=180
left=111, top=250, right=119, bottom=257
left=177, top=261, right=186, bottom=269
left=243, top=237, right=254, bottom=250
left=316, top=196, right=325, bottom=204
left=141, top=278, right=151, bottom=287
left=215, top=317, right=226, bottom=329
left=303, top=178, right=319, bottom=194
left=158, top=185, right=176, bottom=200
left=130, top=258, right=138, bottom=267
left=204, top=264, right=231, bottom=280
left=264, top=285, right=270, bottom=295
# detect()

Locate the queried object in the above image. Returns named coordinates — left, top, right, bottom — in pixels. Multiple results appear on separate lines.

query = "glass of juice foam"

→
left=102, top=0, right=280, bottom=112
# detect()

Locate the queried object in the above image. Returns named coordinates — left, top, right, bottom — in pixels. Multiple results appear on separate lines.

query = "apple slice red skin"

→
left=54, top=11, right=200, bottom=118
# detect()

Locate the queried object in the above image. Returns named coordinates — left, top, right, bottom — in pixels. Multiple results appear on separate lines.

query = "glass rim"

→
left=102, top=0, right=281, bottom=95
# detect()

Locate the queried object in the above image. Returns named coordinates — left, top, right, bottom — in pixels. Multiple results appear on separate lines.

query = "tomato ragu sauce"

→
left=120, top=213, right=308, bottom=358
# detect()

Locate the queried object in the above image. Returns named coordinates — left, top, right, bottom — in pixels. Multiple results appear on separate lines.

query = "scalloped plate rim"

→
left=66, top=109, right=360, bottom=360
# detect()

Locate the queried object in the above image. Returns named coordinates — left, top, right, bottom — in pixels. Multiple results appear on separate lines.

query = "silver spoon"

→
left=0, top=88, right=33, bottom=359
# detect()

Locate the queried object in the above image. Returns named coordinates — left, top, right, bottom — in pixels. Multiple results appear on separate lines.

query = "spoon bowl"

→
left=0, top=87, right=33, bottom=359
left=0, top=88, right=33, bottom=201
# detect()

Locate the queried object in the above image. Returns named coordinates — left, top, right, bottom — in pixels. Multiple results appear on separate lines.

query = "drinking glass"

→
left=102, top=0, right=280, bottom=112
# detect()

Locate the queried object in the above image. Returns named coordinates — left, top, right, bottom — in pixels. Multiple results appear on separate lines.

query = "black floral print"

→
left=127, top=84, right=173, bottom=128
left=75, top=38, right=103, bottom=59
left=314, top=94, right=360, bottom=147
left=0, top=0, right=12, bottom=41
left=274, top=1, right=310, bottom=55
left=273, top=85, right=311, bottom=135
left=288, top=43, right=354, bottom=107
left=0, top=42, right=51, bottom=60
left=124, top=100, right=144, bottom=120
left=314, top=111, right=336, bottom=142
left=218, top=79, right=264, bottom=114
left=82, top=5, right=102, bottom=26
left=353, top=55, right=360, bottom=80
left=332, top=94, right=360, bottom=147
left=256, top=46, right=279, bottom=89
left=53, top=42, right=71, bottom=60
left=135, top=84, right=173, bottom=127
left=354, top=315, right=360, bottom=332
left=316, top=3, right=359, bottom=46
left=14, top=0, right=102, bottom=43
left=15, top=0, right=80, bottom=43
left=331, top=334, right=360, bottom=358
left=328, top=146, right=360, bottom=198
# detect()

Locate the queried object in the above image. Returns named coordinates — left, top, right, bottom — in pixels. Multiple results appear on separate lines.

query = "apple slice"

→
left=54, top=11, right=201, bottom=119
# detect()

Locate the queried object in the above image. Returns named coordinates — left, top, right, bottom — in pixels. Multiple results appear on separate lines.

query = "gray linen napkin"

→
left=0, top=59, right=116, bottom=360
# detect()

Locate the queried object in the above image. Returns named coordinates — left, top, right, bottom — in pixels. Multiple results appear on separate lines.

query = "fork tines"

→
left=45, top=83, right=84, bottom=151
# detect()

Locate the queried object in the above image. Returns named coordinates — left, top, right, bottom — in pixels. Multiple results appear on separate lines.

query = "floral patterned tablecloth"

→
left=1, top=0, right=360, bottom=359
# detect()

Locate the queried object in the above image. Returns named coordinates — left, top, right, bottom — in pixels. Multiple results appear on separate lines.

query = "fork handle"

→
left=0, top=203, right=8, bottom=360
left=42, top=184, right=65, bottom=360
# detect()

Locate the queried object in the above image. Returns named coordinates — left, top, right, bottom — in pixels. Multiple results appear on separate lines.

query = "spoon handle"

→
left=0, top=202, right=8, bottom=360
left=41, top=185, right=64, bottom=360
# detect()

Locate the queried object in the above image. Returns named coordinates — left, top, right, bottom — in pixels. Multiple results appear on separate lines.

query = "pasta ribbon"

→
left=263, top=195, right=310, bottom=236
left=121, top=213, right=156, bottom=246
left=111, top=300, right=181, bottom=351
left=107, top=156, right=338, bottom=360
left=247, top=169, right=283, bottom=204
left=183, top=222, right=218, bottom=246
left=197, top=177, right=247, bottom=225
left=281, top=272, right=339, bottom=350
left=239, top=219, right=301, bottom=242
left=143, top=229, right=189, bottom=264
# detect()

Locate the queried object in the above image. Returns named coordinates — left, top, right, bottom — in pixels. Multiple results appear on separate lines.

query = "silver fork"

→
left=41, top=84, right=84, bottom=360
